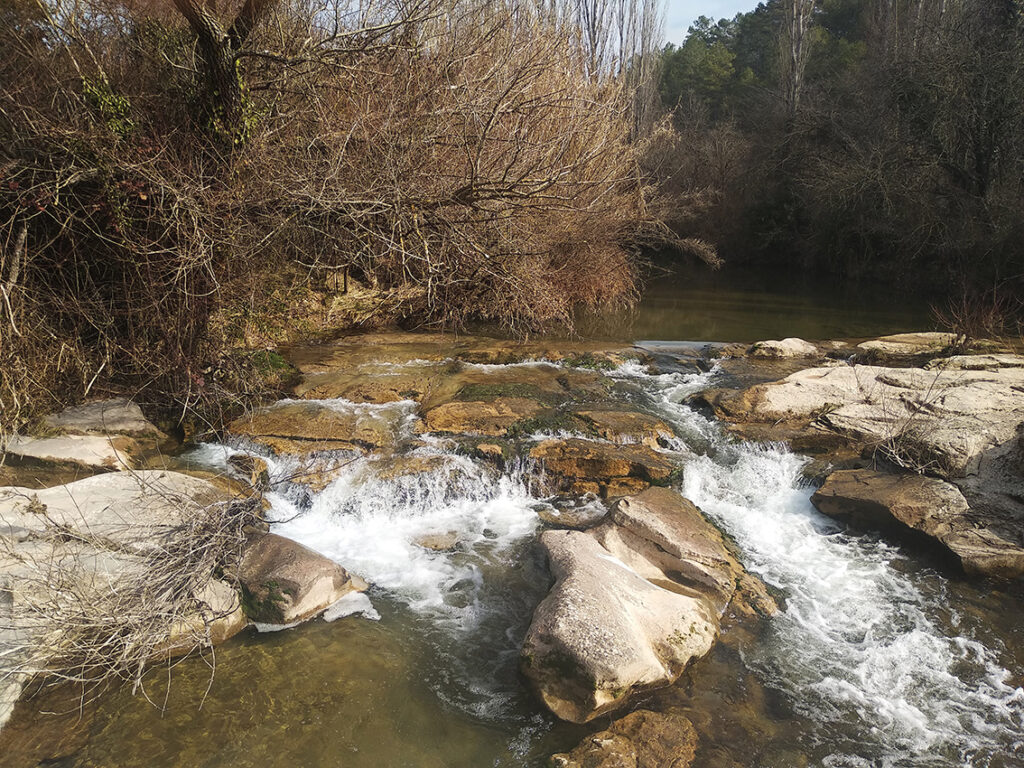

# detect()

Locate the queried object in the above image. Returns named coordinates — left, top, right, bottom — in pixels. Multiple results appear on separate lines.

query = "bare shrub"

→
left=0, top=487, right=261, bottom=708
left=932, top=284, right=1024, bottom=354
left=0, top=0, right=665, bottom=433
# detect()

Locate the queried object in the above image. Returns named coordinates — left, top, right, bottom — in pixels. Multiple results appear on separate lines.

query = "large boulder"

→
left=236, top=533, right=367, bottom=625
left=521, top=488, right=775, bottom=724
left=594, top=488, right=742, bottom=613
left=811, top=469, right=1024, bottom=578
left=228, top=401, right=403, bottom=455
left=521, top=529, right=718, bottom=724
left=0, top=470, right=251, bottom=730
left=549, top=709, right=699, bottom=768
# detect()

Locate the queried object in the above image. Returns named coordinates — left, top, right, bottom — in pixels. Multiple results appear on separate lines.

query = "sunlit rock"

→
left=521, top=529, right=718, bottom=724
left=2, top=434, right=138, bottom=471
left=812, top=469, right=1024, bottom=578
left=747, top=337, right=819, bottom=359
left=522, top=488, right=775, bottom=723
left=417, top=397, right=544, bottom=436
left=575, top=409, right=674, bottom=449
left=529, top=438, right=677, bottom=496
left=236, top=532, right=367, bottom=625
left=228, top=400, right=403, bottom=455
left=42, top=398, right=165, bottom=438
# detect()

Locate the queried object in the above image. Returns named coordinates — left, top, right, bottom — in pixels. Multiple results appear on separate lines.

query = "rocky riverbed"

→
left=1, top=330, right=1023, bottom=767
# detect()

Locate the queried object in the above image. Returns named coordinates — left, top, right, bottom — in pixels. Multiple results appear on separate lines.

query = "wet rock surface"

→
left=812, top=469, right=1024, bottom=577
left=549, top=709, right=699, bottom=768
left=418, top=397, right=545, bottom=436
left=529, top=438, right=678, bottom=497
left=228, top=400, right=403, bottom=454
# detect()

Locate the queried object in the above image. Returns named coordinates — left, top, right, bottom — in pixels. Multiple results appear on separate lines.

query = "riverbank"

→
left=2, top=328, right=1023, bottom=767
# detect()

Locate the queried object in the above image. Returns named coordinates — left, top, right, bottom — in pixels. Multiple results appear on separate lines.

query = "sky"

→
left=664, top=0, right=762, bottom=45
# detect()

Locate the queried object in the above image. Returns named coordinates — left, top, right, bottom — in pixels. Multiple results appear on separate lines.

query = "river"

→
left=48, top=270, right=1024, bottom=767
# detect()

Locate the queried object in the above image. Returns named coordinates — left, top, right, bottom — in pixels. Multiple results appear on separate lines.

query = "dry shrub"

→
left=0, top=487, right=261, bottom=707
left=0, top=0, right=662, bottom=432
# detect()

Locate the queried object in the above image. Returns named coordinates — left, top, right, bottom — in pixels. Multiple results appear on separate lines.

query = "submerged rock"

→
left=413, top=531, right=460, bottom=551
left=236, top=533, right=367, bottom=625
left=549, top=709, right=699, bottom=768
left=294, top=367, right=440, bottom=403
left=522, top=488, right=774, bottom=723
left=812, top=469, right=1024, bottom=578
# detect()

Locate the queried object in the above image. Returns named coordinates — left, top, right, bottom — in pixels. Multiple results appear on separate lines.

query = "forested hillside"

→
left=657, top=0, right=1023, bottom=307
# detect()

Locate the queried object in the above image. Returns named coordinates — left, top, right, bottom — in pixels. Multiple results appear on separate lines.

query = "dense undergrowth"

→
left=0, top=0, right=686, bottom=433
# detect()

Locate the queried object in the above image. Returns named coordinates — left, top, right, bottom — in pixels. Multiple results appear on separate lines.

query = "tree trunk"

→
left=781, top=0, right=816, bottom=119
left=172, top=0, right=277, bottom=140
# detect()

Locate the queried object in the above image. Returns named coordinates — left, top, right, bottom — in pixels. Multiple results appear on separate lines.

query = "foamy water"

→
left=186, top=360, right=1024, bottom=765
left=622, top=361, right=1024, bottom=767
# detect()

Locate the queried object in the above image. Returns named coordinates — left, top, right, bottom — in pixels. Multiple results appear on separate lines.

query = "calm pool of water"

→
left=573, top=264, right=935, bottom=343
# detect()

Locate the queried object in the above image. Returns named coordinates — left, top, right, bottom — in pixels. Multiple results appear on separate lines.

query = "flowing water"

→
left=56, top=351, right=1024, bottom=768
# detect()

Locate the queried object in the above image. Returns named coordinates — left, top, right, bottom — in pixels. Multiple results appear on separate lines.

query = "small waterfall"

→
left=620, top=362, right=1024, bottom=767
left=183, top=360, right=1024, bottom=766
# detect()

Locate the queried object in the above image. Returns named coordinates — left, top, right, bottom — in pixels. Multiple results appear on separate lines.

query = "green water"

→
left=575, top=265, right=934, bottom=342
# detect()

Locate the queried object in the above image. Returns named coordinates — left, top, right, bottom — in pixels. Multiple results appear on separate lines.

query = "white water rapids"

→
left=189, top=358, right=1024, bottom=767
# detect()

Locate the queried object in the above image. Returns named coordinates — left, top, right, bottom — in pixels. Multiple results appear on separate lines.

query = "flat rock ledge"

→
left=521, top=487, right=775, bottom=724
left=702, top=360, right=1024, bottom=477
left=812, top=469, right=1024, bottom=578
left=1, top=399, right=167, bottom=474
